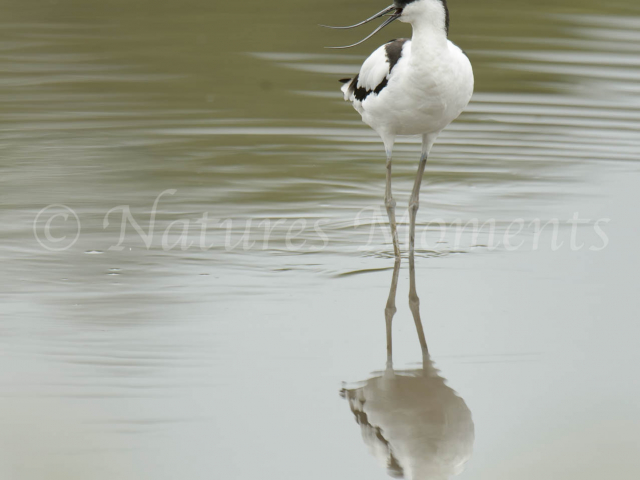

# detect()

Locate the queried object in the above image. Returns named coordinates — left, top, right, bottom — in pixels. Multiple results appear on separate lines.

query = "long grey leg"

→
left=407, top=134, right=437, bottom=358
left=383, top=141, right=401, bottom=259
left=385, top=256, right=401, bottom=369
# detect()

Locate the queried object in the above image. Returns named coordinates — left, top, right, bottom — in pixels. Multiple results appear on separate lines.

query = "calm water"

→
left=1, top=0, right=640, bottom=478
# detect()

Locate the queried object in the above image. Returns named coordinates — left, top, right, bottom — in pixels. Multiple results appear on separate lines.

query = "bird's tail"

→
left=339, top=77, right=354, bottom=101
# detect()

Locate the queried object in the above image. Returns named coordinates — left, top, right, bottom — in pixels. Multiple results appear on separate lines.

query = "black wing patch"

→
left=347, top=74, right=389, bottom=101
left=384, top=38, right=408, bottom=72
left=345, top=38, right=409, bottom=102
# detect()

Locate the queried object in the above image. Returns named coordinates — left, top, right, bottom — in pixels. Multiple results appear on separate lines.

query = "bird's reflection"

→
left=341, top=258, right=474, bottom=480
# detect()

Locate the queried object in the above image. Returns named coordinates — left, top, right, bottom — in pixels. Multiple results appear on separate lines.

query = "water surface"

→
left=1, top=0, right=640, bottom=479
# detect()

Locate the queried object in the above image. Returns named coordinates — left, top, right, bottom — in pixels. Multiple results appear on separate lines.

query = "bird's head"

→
left=396, top=0, right=449, bottom=34
left=322, top=0, right=449, bottom=49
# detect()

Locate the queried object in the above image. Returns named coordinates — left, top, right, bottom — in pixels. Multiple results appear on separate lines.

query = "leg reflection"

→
left=385, top=257, right=401, bottom=370
left=409, top=239, right=429, bottom=363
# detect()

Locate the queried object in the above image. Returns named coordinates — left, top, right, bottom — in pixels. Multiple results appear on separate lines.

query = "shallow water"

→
left=1, top=0, right=640, bottom=478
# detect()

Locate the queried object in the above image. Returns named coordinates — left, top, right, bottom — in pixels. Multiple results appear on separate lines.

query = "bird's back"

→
left=341, top=38, right=410, bottom=109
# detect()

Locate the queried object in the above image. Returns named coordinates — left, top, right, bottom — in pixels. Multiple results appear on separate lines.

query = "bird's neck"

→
left=410, top=20, right=449, bottom=58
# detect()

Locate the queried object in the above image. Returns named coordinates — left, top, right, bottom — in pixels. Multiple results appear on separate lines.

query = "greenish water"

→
left=1, top=0, right=640, bottom=479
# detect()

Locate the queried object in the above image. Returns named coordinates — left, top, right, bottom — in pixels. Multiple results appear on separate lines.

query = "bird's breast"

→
left=361, top=42, right=473, bottom=137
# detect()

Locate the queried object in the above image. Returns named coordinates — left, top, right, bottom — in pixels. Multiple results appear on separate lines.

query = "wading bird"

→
left=325, top=0, right=473, bottom=260
left=324, top=0, right=473, bottom=322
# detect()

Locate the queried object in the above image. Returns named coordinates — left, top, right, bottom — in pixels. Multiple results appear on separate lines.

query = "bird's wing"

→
left=342, top=38, right=410, bottom=102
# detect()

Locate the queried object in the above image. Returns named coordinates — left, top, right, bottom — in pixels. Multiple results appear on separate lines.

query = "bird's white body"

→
left=340, top=0, right=473, bottom=146
left=343, top=39, right=473, bottom=138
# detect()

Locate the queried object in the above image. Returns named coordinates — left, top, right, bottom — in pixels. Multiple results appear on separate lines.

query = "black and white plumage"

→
left=335, top=0, right=473, bottom=145
left=341, top=38, right=409, bottom=104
